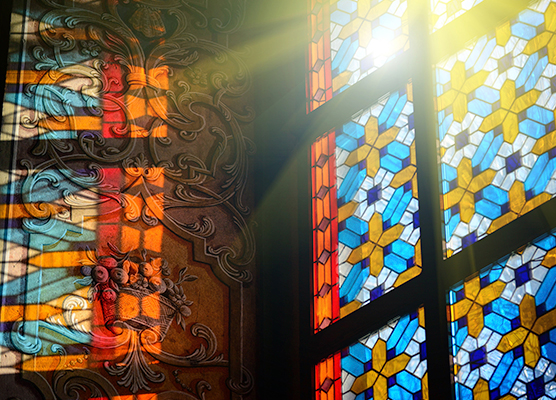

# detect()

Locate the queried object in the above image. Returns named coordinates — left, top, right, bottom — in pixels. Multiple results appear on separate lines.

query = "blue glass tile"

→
left=475, top=199, right=502, bottom=219
left=470, top=347, right=487, bottom=370
left=385, top=253, right=409, bottom=273
left=518, top=9, right=545, bottom=26
left=468, top=99, right=492, bottom=117
left=492, top=298, right=519, bottom=319
left=332, top=38, right=353, bottom=70
left=519, top=119, right=546, bottom=139
left=379, top=92, right=401, bottom=125
left=511, top=22, right=537, bottom=40
left=526, top=377, right=546, bottom=400
left=342, top=354, right=364, bottom=376
left=337, top=0, right=357, bottom=13
left=515, top=264, right=530, bottom=287
left=489, top=351, right=513, bottom=390
left=482, top=185, right=509, bottom=205
left=516, top=53, right=539, bottom=88
left=392, top=240, right=415, bottom=259
left=344, top=122, right=366, bottom=139
left=484, top=312, right=511, bottom=335
left=346, top=216, right=369, bottom=236
left=350, top=342, right=373, bottom=363
left=339, top=228, right=362, bottom=248
left=524, top=55, right=549, bottom=92
left=336, top=133, right=358, bottom=151
left=339, top=40, right=360, bottom=73
left=387, top=314, right=410, bottom=350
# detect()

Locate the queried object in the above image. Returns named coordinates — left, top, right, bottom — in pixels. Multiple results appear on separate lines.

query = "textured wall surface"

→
left=0, top=0, right=255, bottom=398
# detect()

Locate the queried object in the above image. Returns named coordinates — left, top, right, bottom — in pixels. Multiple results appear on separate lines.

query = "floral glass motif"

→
left=315, top=308, right=428, bottom=400
left=448, top=230, right=556, bottom=400
left=436, top=0, right=556, bottom=257
left=311, top=82, right=421, bottom=332
left=430, top=0, right=484, bottom=32
left=307, top=0, right=409, bottom=112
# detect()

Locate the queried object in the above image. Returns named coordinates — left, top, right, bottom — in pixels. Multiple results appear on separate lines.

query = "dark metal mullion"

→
left=408, top=0, right=454, bottom=399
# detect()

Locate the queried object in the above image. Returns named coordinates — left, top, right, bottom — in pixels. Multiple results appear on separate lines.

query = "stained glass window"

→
left=315, top=308, right=427, bottom=400
left=312, top=82, right=421, bottom=331
left=430, top=0, right=484, bottom=32
left=448, top=230, right=556, bottom=400
left=307, top=0, right=409, bottom=112
left=436, top=0, right=556, bottom=257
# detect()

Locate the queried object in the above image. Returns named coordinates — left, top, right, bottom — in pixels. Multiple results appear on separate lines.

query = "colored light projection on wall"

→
left=315, top=308, right=428, bottom=400
left=448, top=230, right=556, bottom=400
left=312, top=82, right=421, bottom=331
left=0, top=0, right=255, bottom=398
left=436, top=0, right=556, bottom=257
left=307, top=0, right=409, bottom=112
left=430, top=0, right=483, bottom=32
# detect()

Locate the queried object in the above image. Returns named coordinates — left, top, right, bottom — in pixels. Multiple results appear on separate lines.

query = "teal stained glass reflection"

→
left=448, top=230, right=556, bottom=400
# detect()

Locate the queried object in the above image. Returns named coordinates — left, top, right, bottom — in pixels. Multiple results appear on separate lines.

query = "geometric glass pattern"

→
left=448, top=230, right=556, bottom=400
left=315, top=307, right=428, bottom=400
left=430, top=0, right=484, bottom=32
left=311, top=82, right=421, bottom=331
left=436, top=0, right=556, bottom=257
left=307, top=0, right=409, bottom=112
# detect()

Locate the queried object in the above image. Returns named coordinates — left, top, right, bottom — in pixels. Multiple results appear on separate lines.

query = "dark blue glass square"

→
left=551, top=75, right=556, bottom=92
left=364, top=360, right=373, bottom=372
left=341, top=348, right=349, bottom=357
left=383, top=219, right=391, bottom=230
left=475, top=191, right=483, bottom=202
left=545, top=121, right=555, bottom=134
left=384, top=244, right=392, bottom=256
left=340, top=296, right=347, bottom=307
left=494, top=125, right=503, bottom=136
left=386, top=348, right=396, bottom=360
left=457, top=316, right=468, bottom=329
left=402, top=156, right=411, bottom=169
left=370, top=285, right=384, bottom=301
left=403, top=181, right=412, bottom=192
left=379, top=123, right=387, bottom=133
left=420, top=342, right=427, bottom=360
left=462, top=232, right=477, bottom=249
left=338, top=195, right=346, bottom=207
left=367, top=186, right=381, bottom=205
left=379, top=147, right=388, bottom=157
left=359, top=159, right=367, bottom=170
left=358, top=136, right=366, bottom=147
left=338, top=220, right=346, bottom=232
left=406, top=257, right=414, bottom=268
left=500, top=202, right=510, bottom=215
left=365, top=387, right=373, bottom=399
left=470, top=347, right=487, bottom=370
left=513, top=345, right=524, bottom=359
left=516, top=85, right=525, bottom=97
left=537, top=303, right=547, bottom=317
left=451, top=204, right=460, bottom=215
left=413, top=211, right=420, bottom=228
left=480, top=275, right=490, bottom=288
left=408, top=114, right=414, bottom=130
left=506, top=152, right=521, bottom=173
left=515, top=264, right=530, bottom=287
left=455, top=131, right=468, bottom=151
left=549, top=147, right=556, bottom=159
left=498, top=53, right=513, bottom=73
left=539, top=331, right=550, bottom=346
left=456, top=289, right=466, bottom=302
left=511, top=317, right=521, bottom=330
left=413, top=391, right=423, bottom=400
left=526, top=377, right=545, bottom=400
left=490, top=388, right=500, bottom=400
left=536, top=23, right=545, bottom=35
left=449, top=178, right=458, bottom=191
left=525, top=189, right=535, bottom=201
left=472, top=164, right=483, bottom=177
left=387, top=376, right=396, bottom=387
left=362, top=258, right=370, bottom=268
left=410, top=311, right=418, bottom=320
left=483, top=302, right=493, bottom=315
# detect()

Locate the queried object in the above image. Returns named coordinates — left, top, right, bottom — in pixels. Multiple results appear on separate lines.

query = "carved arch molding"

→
left=0, top=0, right=255, bottom=398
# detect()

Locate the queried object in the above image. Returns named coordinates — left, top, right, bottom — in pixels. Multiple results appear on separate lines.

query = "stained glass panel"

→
left=448, top=230, right=556, bottom=400
left=430, top=0, right=484, bottom=32
left=315, top=308, right=428, bottom=400
left=312, top=82, right=421, bottom=331
left=436, top=0, right=556, bottom=257
left=307, top=0, right=409, bottom=112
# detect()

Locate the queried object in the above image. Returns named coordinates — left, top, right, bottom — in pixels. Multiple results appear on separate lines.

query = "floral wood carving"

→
left=1, top=0, right=254, bottom=398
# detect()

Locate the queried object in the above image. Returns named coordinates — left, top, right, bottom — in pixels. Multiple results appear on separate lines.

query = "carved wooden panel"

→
left=0, top=0, right=254, bottom=398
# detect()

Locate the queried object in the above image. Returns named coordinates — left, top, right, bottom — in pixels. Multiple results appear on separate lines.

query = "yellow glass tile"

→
left=487, top=212, right=517, bottom=234
left=443, top=187, right=465, bottom=210
left=410, top=142, right=417, bottom=166
left=457, top=158, right=473, bottom=188
left=339, top=201, right=358, bottom=222
left=365, top=117, right=379, bottom=146
left=460, top=191, right=475, bottom=223
left=496, top=327, right=528, bottom=352
left=369, top=213, right=384, bottom=243
left=509, top=181, right=526, bottom=214
left=407, top=82, right=413, bottom=102
left=464, top=277, right=480, bottom=301
left=474, top=379, right=489, bottom=400
left=510, top=90, right=540, bottom=113
left=541, top=247, right=556, bottom=268
left=418, top=306, right=425, bottom=327
left=373, top=339, right=387, bottom=371
left=496, top=21, right=512, bottom=46
left=368, top=0, right=392, bottom=20
left=533, top=309, right=556, bottom=335
left=389, top=166, right=416, bottom=188
left=532, top=129, right=556, bottom=155
left=351, top=370, right=378, bottom=394
left=549, top=36, right=556, bottom=65
left=436, top=89, right=458, bottom=111
left=518, top=294, right=537, bottom=330
left=332, top=70, right=353, bottom=92
left=467, top=303, right=484, bottom=338
left=415, top=239, right=422, bottom=266
left=345, top=144, right=372, bottom=167
left=422, top=373, right=429, bottom=400
left=382, top=354, right=410, bottom=377
left=393, top=266, right=421, bottom=287
left=475, top=281, right=505, bottom=305
left=374, top=126, right=399, bottom=149
left=347, top=242, right=376, bottom=265
left=524, top=333, right=541, bottom=368
left=500, top=80, right=516, bottom=110
left=546, top=3, right=556, bottom=32
left=377, top=225, right=404, bottom=247
left=502, top=112, right=519, bottom=144
left=447, top=249, right=454, bottom=257
left=367, top=148, right=381, bottom=177
left=468, top=169, right=497, bottom=193
left=452, top=93, right=468, bottom=122
left=339, top=18, right=364, bottom=40
left=499, top=396, right=517, bottom=400
left=522, top=193, right=551, bottom=215
left=450, top=298, right=472, bottom=321
left=370, top=246, right=384, bottom=277
left=340, top=300, right=362, bottom=318
left=359, top=20, right=373, bottom=48
left=460, top=70, right=489, bottom=94
left=523, top=31, right=552, bottom=55
left=479, top=109, right=508, bottom=133
left=450, top=62, right=466, bottom=91
left=412, top=174, right=419, bottom=198
left=374, top=376, right=388, bottom=400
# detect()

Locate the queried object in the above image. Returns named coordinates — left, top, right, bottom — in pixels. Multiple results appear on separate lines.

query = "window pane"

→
left=448, top=230, right=556, bottom=400
left=315, top=307, right=428, bottom=399
left=430, top=0, right=484, bottom=32
left=307, top=0, right=409, bottom=112
left=436, top=0, right=556, bottom=257
left=312, top=82, right=421, bottom=331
